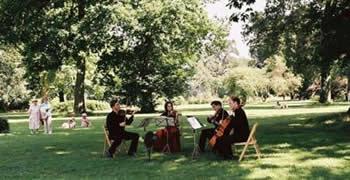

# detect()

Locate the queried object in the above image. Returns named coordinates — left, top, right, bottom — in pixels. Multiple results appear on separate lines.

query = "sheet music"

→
left=186, top=116, right=202, bottom=129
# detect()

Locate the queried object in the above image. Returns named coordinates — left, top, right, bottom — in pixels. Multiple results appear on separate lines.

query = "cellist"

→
left=198, top=101, right=229, bottom=152
left=212, top=96, right=250, bottom=160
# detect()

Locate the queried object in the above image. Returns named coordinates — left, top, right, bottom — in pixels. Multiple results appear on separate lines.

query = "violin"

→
left=208, top=117, right=231, bottom=147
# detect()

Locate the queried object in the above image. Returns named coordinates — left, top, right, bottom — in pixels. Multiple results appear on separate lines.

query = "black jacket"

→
left=106, top=111, right=134, bottom=140
left=226, top=107, right=250, bottom=142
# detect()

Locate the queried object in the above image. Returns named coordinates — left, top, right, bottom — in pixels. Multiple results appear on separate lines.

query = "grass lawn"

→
left=1, top=101, right=350, bottom=179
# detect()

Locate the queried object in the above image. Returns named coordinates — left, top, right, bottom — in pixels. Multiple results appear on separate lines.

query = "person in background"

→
left=61, top=112, right=76, bottom=129
left=40, top=96, right=53, bottom=134
left=28, top=99, right=40, bottom=134
left=81, top=112, right=90, bottom=128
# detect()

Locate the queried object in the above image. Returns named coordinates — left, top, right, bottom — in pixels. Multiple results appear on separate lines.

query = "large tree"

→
left=97, top=0, right=227, bottom=112
left=227, top=0, right=350, bottom=103
left=0, top=0, right=124, bottom=113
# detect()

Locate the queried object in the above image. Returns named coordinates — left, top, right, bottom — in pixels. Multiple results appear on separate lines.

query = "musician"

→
left=153, top=101, right=181, bottom=153
left=198, top=101, right=229, bottom=152
left=214, top=96, right=250, bottom=160
left=105, top=99, right=139, bottom=158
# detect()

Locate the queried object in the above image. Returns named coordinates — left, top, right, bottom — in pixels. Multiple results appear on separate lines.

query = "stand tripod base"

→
left=162, top=144, right=171, bottom=154
left=192, top=144, right=200, bottom=159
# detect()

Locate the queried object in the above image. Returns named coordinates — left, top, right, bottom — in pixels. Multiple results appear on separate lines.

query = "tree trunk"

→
left=73, top=57, right=86, bottom=114
left=319, top=66, right=332, bottom=103
left=59, top=91, right=65, bottom=102
left=347, top=70, right=350, bottom=101
left=139, top=92, right=156, bottom=113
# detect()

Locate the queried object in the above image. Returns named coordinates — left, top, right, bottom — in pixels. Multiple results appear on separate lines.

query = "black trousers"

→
left=215, top=135, right=246, bottom=159
left=199, top=128, right=215, bottom=152
left=109, top=131, right=139, bottom=155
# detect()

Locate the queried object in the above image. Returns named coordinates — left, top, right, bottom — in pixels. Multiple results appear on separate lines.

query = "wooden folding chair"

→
left=233, top=123, right=262, bottom=162
left=103, top=126, right=128, bottom=156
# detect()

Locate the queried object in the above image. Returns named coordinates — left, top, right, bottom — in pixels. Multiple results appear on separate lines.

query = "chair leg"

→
left=254, top=143, right=261, bottom=159
left=239, top=143, right=249, bottom=162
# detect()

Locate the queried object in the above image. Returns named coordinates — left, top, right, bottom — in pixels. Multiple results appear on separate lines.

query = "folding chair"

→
left=233, top=123, right=262, bottom=162
left=103, top=126, right=128, bottom=156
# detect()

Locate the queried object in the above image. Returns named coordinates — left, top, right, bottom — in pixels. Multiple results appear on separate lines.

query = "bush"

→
left=52, top=100, right=109, bottom=113
left=0, top=117, right=10, bottom=133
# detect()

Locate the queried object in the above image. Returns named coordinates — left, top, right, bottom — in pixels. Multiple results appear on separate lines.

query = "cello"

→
left=208, top=117, right=231, bottom=147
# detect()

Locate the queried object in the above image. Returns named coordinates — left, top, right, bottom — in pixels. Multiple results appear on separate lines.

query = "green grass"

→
left=1, top=101, right=350, bottom=179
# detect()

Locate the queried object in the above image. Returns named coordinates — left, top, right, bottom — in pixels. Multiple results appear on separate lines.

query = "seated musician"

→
left=105, top=99, right=139, bottom=158
left=198, top=101, right=229, bottom=152
left=153, top=101, right=181, bottom=153
left=214, top=96, right=250, bottom=160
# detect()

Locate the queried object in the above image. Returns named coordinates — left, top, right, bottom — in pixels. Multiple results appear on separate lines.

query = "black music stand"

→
left=138, top=117, right=153, bottom=132
left=186, top=116, right=204, bottom=160
left=161, top=116, right=172, bottom=154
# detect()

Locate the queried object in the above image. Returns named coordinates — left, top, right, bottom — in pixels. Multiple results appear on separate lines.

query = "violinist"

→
left=214, top=96, right=250, bottom=160
left=105, top=99, right=139, bottom=158
left=198, top=101, right=229, bottom=152
left=153, top=101, right=181, bottom=153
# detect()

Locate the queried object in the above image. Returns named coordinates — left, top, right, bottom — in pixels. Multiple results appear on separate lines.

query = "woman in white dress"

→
left=40, top=97, right=53, bottom=134
left=28, top=99, right=40, bottom=134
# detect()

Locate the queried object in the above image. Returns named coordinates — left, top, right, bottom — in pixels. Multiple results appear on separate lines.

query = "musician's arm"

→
left=126, top=115, right=134, bottom=125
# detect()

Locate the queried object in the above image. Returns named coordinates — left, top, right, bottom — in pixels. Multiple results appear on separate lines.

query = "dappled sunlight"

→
left=72, top=128, right=92, bottom=131
left=323, top=120, right=336, bottom=125
left=55, top=151, right=72, bottom=155
left=90, top=151, right=99, bottom=155
left=301, top=158, right=347, bottom=168
left=0, top=133, right=14, bottom=136
left=288, top=123, right=302, bottom=127
left=45, top=146, right=56, bottom=150
left=184, top=135, right=193, bottom=139
left=173, top=156, right=188, bottom=163
left=54, top=132, right=71, bottom=136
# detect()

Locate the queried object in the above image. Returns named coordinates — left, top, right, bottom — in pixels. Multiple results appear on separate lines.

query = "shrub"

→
left=52, top=100, right=109, bottom=113
left=0, top=117, right=10, bottom=133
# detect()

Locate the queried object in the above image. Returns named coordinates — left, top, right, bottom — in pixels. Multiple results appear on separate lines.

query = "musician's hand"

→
left=219, top=120, right=222, bottom=124
left=120, top=122, right=126, bottom=127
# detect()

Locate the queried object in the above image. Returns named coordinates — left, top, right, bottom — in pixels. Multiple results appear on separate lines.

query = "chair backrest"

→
left=246, top=123, right=258, bottom=143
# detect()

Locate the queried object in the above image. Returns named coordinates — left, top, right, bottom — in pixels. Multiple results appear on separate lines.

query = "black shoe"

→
left=104, top=151, right=113, bottom=158
left=223, top=155, right=239, bottom=161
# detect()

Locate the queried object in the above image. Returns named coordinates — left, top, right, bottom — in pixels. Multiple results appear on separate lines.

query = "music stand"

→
left=138, top=117, right=153, bottom=132
left=161, top=116, right=172, bottom=154
left=186, top=116, right=204, bottom=160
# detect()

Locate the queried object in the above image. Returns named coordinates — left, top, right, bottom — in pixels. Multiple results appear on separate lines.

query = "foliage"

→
left=52, top=100, right=109, bottom=113
left=97, top=0, right=227, bottom=112
left=265, top=55, right=303, bottom=97
left=230, top=0, right=350, bottom=103
left=225, top=66, right=270, bottom=102
left=188, top=39, right=239, bottom=99
left=0, top=46, right=29, bottom=111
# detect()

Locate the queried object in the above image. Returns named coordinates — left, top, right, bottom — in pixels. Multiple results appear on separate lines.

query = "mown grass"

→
left=0, top=101, right=349, bottom=179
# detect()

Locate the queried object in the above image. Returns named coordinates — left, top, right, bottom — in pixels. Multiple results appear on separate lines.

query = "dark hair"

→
left=210, top=101, right=222, bottom=106
left=110, top=99, right=120, bottom=108
left=164, top=101, right=173, bottom=112
left=230, top=96, right=241, bottom=105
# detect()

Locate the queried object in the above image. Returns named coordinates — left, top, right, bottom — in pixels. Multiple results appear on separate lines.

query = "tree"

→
left=265, top=55, right=302, bottom=99
left=228, top=0, right=350, bottom=103
left=188, top=39, right=238, bottom=98
left=0, top=1, right=124, bottom=113
left=97, top=0, right=227, bottom=112
left=0, top=46, right=28, bottom=111
left=225, top=67, right=270, bottom=102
